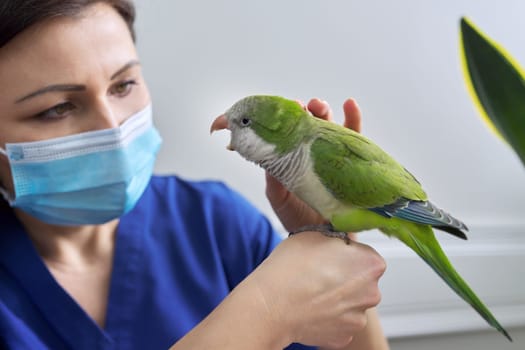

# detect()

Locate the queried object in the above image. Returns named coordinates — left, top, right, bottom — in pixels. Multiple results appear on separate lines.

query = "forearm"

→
left=320, top=308, right=389, bottom=350
left=171, top=232, right=386, bottom=350
left=169, top=278, right=289, bottom=350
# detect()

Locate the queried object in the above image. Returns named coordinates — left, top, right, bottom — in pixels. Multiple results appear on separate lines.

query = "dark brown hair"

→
left=0, top=0, right=136, bottom=48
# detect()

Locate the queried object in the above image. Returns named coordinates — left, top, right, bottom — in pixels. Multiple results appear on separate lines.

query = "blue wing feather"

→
left=370, top=199, right=468, bottom=239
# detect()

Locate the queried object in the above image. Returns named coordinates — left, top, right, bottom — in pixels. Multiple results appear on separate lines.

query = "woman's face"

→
left=0, top=3, right=150, bottom=195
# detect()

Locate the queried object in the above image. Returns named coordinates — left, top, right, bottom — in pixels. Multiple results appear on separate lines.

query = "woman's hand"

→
left=248, top=231, right=386, bottom=348
left=265, top=98, right=362, bottom=232
left=170, top=231, right=385, bottom=350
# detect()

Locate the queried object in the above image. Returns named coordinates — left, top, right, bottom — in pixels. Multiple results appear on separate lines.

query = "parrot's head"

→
left=210, top=95, right=308, bottom=163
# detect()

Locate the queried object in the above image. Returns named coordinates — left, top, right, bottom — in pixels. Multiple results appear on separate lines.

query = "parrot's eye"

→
left=240, top=117, right=252, bottom=126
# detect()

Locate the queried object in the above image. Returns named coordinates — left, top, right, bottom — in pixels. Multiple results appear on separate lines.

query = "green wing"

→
left=310, top=121, right=427, bottom=208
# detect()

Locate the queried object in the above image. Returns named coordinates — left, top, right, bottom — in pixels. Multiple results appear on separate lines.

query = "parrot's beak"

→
left=210, top=114, right=235, bottom=151
left=210, top=114, right=229, bottom=133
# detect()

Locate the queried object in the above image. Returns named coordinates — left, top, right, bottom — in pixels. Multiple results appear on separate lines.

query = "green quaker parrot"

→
left=210, top=95, right=511, bottom=341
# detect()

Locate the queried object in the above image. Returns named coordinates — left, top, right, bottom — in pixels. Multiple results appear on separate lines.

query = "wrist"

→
left=235, top=272, right=293, bottom=349
left=171, top=272, right=292, bottom=350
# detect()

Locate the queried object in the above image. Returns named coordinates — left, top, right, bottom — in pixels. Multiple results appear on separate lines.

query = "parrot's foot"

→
left=289, top=224, right=351, bottom=245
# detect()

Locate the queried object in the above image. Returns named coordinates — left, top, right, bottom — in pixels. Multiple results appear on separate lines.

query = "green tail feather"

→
left=331, top=209, right=511, bottom=341
left=381, top=222, right=512, bottom=341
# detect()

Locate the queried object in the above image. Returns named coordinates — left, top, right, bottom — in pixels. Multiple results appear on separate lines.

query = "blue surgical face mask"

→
left=0, top=104, right=162, bottom=226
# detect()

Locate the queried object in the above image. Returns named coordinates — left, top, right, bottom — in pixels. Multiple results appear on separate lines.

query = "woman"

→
left=0, top=1, right=389, bottom=349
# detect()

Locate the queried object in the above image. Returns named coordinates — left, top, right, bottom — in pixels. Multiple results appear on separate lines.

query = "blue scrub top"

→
left=0, top=175, right=315, bottom=350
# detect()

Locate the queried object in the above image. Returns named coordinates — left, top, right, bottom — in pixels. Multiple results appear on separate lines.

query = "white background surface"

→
left=134, top=0, right=525, bottom=347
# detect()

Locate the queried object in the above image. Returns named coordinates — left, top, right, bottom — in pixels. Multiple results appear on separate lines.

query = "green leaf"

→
left=460, top=17, right=525, bottom=167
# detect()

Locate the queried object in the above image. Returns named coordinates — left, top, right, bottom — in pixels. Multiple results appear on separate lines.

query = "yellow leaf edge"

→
left=459, top=16, right=525, bottom=144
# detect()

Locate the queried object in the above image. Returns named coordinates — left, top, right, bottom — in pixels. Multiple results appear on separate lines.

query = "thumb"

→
left=265, top=171, right=289, bottom=204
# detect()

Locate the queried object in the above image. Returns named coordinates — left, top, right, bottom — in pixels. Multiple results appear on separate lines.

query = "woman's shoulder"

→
left=131, top=175, right=282, bottom=287
left=150, top=174, right=232, bottom=193
left=147, top=174, right=255, bottom=214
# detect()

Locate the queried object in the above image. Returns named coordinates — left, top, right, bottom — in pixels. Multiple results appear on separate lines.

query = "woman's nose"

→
left=89, top=103, right=120, bottom=130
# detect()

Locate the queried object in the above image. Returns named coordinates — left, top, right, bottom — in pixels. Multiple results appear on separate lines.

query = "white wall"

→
left=134, top=0, right=525, bottom=347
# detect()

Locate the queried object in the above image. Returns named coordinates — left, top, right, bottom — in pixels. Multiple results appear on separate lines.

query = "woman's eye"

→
left=110, top=80, right=138, bottom=97
left=35, top=102, right=76, bottom=121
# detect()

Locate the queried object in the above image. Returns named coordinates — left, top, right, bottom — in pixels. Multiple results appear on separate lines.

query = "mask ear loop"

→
left=0, top=147, right=15, bottom=205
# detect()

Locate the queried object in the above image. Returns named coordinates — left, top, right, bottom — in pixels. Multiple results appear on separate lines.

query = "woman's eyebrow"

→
left=14, top=59, right=141, bottom=104
left=15, top=84, right=85, bottom=103
left=110, top=59, right=140, bottom=80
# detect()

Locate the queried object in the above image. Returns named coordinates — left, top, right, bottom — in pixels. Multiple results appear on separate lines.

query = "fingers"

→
left=307, top=98, right=333, bottom=121
left=343, top=98, right=362, bottom=133
left=265, top=171, right=288, bottom=204
left=300, top=97, right=362, bottom=132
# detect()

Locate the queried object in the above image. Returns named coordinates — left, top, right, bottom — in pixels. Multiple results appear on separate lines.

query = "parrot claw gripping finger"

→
left=289, top=224, right=351, bottom=245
